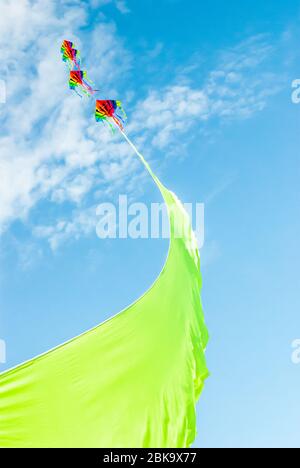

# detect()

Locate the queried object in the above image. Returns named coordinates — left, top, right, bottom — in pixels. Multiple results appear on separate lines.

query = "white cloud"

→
left=130, top=35, right=283, bottom=151
left=0, top=0, right=133, bottom=231
left=131, top=86, right=209, bottom=149
left=115, top=0, right=130, bottom=14
left=91, top=0, right=130, bottom=14
left=34, top=206, right=98, bottom=250
left=147, top=42, right=164, bottom=59
left=204, top=35, right=283, bottom=120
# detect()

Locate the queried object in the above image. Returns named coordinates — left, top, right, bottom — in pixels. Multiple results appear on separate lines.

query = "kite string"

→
left=119, top=129, right=176, bottom=244
left=119, top=130, right=161, bottom=188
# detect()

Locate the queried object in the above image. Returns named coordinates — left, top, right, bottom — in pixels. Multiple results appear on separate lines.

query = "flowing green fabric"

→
left=0, top=133, right=209, bottom=448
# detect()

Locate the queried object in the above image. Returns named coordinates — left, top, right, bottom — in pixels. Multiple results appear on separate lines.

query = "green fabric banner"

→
left=0, top=133, right=209, bottom=448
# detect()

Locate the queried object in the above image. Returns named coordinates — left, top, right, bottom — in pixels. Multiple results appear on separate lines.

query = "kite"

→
left=0, top=40, right=209, bottom=449
left=69, top=70, right=97, bottom=97
left=95, top=100, right=127, bottom=131
left=61, top=40, right=81, bottom=70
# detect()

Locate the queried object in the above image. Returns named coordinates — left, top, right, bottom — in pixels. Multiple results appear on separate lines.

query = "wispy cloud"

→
left=115, top=0, right=130, bottom=14
left=92, top=0, right=130, bottom=14
left=34, top=206, right=97, bottom=250
left=131, top=34, right=284, bottom=150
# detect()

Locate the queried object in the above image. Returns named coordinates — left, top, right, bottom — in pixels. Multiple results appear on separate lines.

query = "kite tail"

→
left=116, top=102, right=127, bottom=118
left=83, top=82, right=95, bottom=95
left=83, top=73, right=98, bottom=94
left=74, top=88, right=83, bottom=98
left=107, top=120, right=116, bottom=133
left=74, top=55, right=81, bottom=71
left=113, top=104, right=127, bottom=130
left=112, top=115, right=124, bottom=131
left=100, top=119, right=116, bottom=133
left=116, top=111, right=126, bottom=125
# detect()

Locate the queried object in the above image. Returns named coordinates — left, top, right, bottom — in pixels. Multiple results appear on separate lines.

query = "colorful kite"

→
left=69, top=70, right=97, bottom=97
left=61, top=40, right=81, bottom=70
left=0, top=40, right=209, bottom=449
left=95, top=100, right=127, bottom=131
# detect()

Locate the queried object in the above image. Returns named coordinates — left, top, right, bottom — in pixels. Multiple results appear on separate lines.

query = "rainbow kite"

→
left=95, top=100, right=127, bottom=131
left=0, top=40, right=209, bottom=448
left=61, top=39, right=81, bottom=70
left=69, top=70, right=97, bottom=97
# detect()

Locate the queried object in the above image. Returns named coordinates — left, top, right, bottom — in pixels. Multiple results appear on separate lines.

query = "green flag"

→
left=0, top=133, right=209, bottom=448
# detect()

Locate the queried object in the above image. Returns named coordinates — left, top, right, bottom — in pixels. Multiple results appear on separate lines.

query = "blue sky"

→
left=0, top=0, right=300, bottom=448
